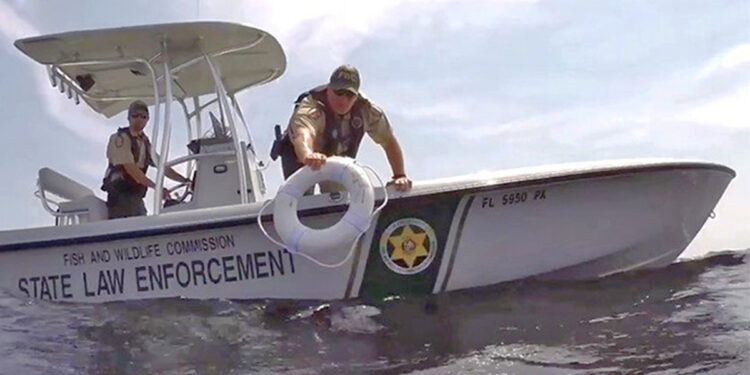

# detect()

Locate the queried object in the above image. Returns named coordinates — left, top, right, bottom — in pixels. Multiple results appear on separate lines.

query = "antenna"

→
left=209, top=111, right=228, bottom=139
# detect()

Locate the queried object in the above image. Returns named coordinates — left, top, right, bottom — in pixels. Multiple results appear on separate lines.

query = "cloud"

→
left=0, top=1, right=36, bottom=39
left=678, top=43, right=750, bottom=129
left=696, top=43, right=750, bottom=80
left=676, top=84, right=750, bottom=129
left=200, top=0, right=404, bottom=70
left=201, top=0, right=545, bottom=72
left=0, top=1, right=111, bottom=147
left=364, top=2, right=750, bottom=153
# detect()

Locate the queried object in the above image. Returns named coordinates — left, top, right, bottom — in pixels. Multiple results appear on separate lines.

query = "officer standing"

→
left=273, top=65, right=412, bottom=192
left=101, top=100, right=189, bottom=219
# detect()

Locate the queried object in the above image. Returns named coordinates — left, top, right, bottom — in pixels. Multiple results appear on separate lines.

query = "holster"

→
left=270, top=124, right=284, bottom=161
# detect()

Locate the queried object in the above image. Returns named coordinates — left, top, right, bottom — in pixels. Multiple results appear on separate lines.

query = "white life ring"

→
left=273, top=156, right=375, bottom=254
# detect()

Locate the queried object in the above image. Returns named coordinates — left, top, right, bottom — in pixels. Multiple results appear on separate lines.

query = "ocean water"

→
left=0, top=250, right=747, bottom=375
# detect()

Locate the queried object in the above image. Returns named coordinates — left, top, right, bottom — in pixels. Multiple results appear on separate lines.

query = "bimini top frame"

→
left=15, top=22, right=287, bottom=214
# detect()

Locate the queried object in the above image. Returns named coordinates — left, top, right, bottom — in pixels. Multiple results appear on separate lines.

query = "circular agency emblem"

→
left=351, top=117, right=363, bottom=129
left=379, top=218, right=437, bottom=275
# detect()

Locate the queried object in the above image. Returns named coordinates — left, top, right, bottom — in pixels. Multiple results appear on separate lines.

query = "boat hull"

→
left=0, top=161, right=734, bottom=302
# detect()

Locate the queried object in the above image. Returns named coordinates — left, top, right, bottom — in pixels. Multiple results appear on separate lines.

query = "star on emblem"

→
left=388, top=225, right=429, bottom=268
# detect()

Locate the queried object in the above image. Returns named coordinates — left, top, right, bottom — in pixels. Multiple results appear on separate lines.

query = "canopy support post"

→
left=153, top=55, right=175, bottom=214
left=205, top=54, right=249, bottom=204
left=231, top=94, right=263, bottom=201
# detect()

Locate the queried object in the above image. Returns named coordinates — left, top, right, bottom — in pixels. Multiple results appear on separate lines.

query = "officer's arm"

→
left=368, top=106, right=410, bottom=190
left=289, top=111, right=327, bottom=169
left=287, top=98, right=327, bottom=169
left=123, top=164, right=186, bottom=187
left=165, top=167, right=189, bottom=184
left=290, top=127, right=316, bottom=162
left=121, top=163, right=171, bottom=198
left=149, top=150, right=187, bottom=183
left=381, top=135, right=407, bottom=180
left=121, top=163, right=152, bottom=187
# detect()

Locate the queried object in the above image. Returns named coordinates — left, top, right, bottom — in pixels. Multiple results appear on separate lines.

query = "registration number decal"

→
left=480, top=189, right=546, bottom=208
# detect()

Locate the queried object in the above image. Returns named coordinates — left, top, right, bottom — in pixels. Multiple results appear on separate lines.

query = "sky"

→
left=0, top=0, right=748, bottom=258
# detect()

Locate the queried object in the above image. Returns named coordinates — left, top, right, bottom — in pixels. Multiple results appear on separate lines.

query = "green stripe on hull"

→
left=358, top=192, right=463, bottom=300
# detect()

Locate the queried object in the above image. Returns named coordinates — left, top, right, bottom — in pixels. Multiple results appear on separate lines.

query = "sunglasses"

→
left=333, top=89, right=357, bottom=99
left=130, top=113, right=149, bottom=120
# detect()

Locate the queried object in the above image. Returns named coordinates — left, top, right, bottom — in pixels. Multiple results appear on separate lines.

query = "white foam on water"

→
left=329, top=305, right=384, bottom=334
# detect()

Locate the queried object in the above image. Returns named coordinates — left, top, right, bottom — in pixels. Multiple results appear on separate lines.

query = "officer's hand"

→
left=390, top=176, right=412, bottom=192
left=303, top=152, right=327, bottom=170
left=162, top=188, right=172, bottom=200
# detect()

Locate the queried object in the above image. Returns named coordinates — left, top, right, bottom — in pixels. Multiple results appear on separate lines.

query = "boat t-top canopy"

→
left=15, top=22, right=286, bottom=117
left=17, top=22, right=288, bottom=214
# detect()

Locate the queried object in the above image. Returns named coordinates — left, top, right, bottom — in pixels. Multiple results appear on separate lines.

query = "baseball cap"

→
left=328, top=65, right=360, bottom=95
left=128, top=100, right=149, bottom=116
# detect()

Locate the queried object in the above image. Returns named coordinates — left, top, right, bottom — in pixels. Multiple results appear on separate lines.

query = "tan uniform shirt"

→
left=106, top=129, right=149, bottom=169
left=287, top=93, right=394, bottom=152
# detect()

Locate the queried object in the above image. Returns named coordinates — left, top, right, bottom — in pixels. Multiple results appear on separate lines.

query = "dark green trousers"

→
left=107, top=192, right=147, bottom=219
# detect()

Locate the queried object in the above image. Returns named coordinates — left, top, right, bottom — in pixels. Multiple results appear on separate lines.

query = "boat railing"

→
left=35, top=168, right=107, bottom=225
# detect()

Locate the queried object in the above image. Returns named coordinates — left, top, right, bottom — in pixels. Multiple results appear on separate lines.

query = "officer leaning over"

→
left=271, top=65, right=412, bottom=192
left=101, top=100, right=190, bottom=219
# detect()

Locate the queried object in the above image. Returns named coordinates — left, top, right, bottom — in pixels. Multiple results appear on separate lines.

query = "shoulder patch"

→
left=114, top=134, right=125, bottom=148
left=367, top=102, right=385, bottom=121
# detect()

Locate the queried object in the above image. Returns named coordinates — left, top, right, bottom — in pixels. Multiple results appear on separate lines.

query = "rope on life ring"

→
left=257, top=156, right=388, bottom=268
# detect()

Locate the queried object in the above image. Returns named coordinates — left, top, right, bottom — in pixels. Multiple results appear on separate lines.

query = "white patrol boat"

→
left=0, top=22, right=734, bottom=303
